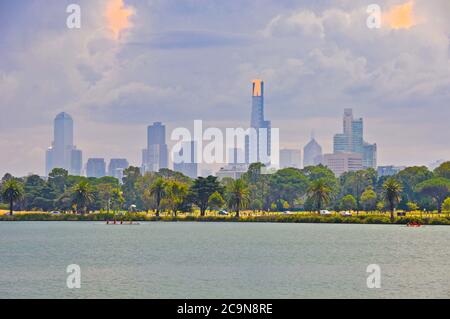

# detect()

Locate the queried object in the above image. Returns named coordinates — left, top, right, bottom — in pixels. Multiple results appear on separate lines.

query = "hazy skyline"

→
left=1, top=0, right=450, bottom=177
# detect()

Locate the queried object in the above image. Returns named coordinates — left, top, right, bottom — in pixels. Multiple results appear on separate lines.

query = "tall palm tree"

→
left=226, top=179, right=250, bottom=218
left=1, top=179, right=25, bottom=216
left=111, top=188, right=125, bottom=214
left=307, top=178, right=332, bottom=214
left=349, top=171, right=369, bottom=213
left=382, top=178, right=403, bottom=222
left=72, top=181, right=94, bottom=215
left=148, top=178, right=166, bottom=217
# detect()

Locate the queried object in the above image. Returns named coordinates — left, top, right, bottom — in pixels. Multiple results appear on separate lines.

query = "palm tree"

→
left=382, top=178, right=403, bottom=222
left=1, top=179, right=25, bottom=215
left=226, top=179, right=250, bottom=218
left=111, top=188, right=125, bottom=214
left=307, top=178, right=332, bottom=214
left=72, top=181, right=94, bottom=215
left=148, top=178, right=166, bottom=217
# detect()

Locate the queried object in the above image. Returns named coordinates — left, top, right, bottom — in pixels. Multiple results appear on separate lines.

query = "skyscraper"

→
left=46, top=112, right=83, bottom=176
left=303, top=133, right=323, bottom=167
left=332, top=109, right=377, bottom=169
left=280, top=149, right=302, bottom=169
left=173, top=141, right=198, bottom=179
left=142, top=122, right=168, bottom=173
left=86, top=158, right=106, bottom=178
left=247, top=79, right=271, bottom=164
left=108, top=158, right=129, bottom=180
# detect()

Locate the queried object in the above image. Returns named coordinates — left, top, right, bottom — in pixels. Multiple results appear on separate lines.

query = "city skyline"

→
left=1, top=0, right=450, bottom=176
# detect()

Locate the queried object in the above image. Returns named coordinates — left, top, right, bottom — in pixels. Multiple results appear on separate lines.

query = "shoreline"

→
left=1, top=213, right=449, bottom=225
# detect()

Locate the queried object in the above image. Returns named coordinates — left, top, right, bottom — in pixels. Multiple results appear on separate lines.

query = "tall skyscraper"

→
left=280, top=149, right=302, bottom=169
left=333, top=109, right=377, bottom=169
left=108, top=158, right=129, bottom=180
left=303, top=133, right=323, bottom=167
left=246, top=79, right=271, bottom=164
left=142, top=122, right=168, bottom=173
left=86, top=158, right=106, bottom=178
left=173, top=141, right=198, bottom=179
left=46, top=112, right=83, bottom=176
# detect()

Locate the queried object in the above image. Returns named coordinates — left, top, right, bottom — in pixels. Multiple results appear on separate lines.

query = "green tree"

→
left=415, top=178, right=450, bottom=213
left=307, top=178, right=333, bottom=213
left=340, top=170, right=373, bottom=212
left=360, top=187, right=377, bottom=212
left=146, top=177, right=166, bottom=216
left=396, top=166, right=433, bottom=204
left=97, top=184, right=115, bottom=213
left=48, top=168, right=69, bottom=194
left=122, top=166, right=142, bottom=209
left=1, top=179, right=25, bottom=215
left=269, top=168, right=309, bottom=210
left=111, top=188, right=125, bottom=213
left=434, top=162, right=450, bottom=179
left=165, top=180, right=188, bottom=216
left=190, top=176, right=223, bottom=216
left=442, top=198, right=450, bottom=213
left=208, top=191, right=225, bottom=212
left=72, top=181, right=95, bottom=214
left=340, top=194, right=357, bottom=211
left=406, top=202, right=419, bottom=212
left=226, top=179, right=250, bottom=218
left=382, top=178, right=403, bottom=221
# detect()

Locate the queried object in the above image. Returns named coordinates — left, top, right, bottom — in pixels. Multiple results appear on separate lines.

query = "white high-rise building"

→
left=323, top=152, right=363, bottom=176
left=46, top=112, right=83, bottom=176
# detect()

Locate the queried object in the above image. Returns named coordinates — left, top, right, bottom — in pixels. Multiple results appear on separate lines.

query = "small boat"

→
left=105, top=221, right=140, bottom=226
left=406, top=222, right=422, bottom=228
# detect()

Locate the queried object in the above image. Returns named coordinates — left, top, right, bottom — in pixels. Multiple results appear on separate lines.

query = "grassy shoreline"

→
left=1, top=212, right=450, bottom=225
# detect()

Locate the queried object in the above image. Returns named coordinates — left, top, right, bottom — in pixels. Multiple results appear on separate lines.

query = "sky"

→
left=0, top=0, right=449, bottom=177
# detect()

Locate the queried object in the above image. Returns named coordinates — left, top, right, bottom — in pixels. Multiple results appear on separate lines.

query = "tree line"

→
left=2, top=162, right=450, bottom=220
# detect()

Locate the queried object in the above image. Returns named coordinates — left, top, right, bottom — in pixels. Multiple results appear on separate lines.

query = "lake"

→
left=0, top=222, right=449, bottom=299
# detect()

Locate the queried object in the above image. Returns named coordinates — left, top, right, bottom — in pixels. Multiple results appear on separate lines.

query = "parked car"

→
left=50, top=211, right=61, bottom=215
left=218, top=210, right=229, bottom=216
left=340, top=211, right=352, bottom=217
left=320, top=210, right=332, bottom=216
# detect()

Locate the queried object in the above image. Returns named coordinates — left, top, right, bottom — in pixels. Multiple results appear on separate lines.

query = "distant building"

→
left=86, top=158, right=106, bottom=178
left=142, top=122, right=168, bottom=173
left=173, top=141, right=198, bottom=179
left=46, top=112, right=83, bottom=176
left=377, top=165, right=405, bottom=177
left=216, top=164, right=248, bottom=180
left=246, top=79, right=272, bottom=165
left=323, top=152, right=363, bottom=176
left=303, top=134, right=323, bottom=167
left=333, top=109, right=376, bottom=169
left=280, top=149, right=302, bottom=169
left=363, top=143, right=377, bottom=169
left=108, top=158, right=129, bottom=181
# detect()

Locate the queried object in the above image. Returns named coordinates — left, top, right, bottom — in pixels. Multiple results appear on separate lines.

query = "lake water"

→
left=0, top=222, right=449, bottom=299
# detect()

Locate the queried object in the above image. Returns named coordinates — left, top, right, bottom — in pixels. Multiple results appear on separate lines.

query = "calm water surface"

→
left=0, top=222, right=449, bottom=299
